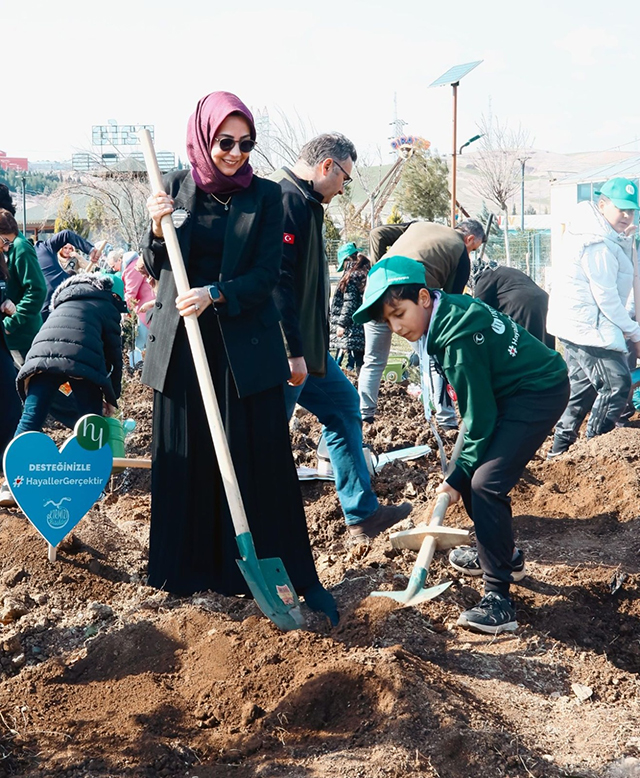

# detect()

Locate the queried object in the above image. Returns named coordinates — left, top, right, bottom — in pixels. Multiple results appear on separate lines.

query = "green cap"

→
left=100, top=271, right=125, bottom=301
left=595, top=177, right=640, bottom=210
left=352, top=255, right=427, bottom=324
left=336, top=242, right=357, bottom=272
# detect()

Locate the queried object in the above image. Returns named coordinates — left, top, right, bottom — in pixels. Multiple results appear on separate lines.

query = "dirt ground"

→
left=0, top=370, right=639, bottom=778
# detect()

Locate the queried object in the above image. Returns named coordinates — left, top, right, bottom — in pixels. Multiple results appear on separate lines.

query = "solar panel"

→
left=429, top=60, right=483, bottom=88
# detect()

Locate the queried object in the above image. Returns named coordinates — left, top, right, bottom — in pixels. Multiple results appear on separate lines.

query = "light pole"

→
left=21, top=177, right=27, bottom=235
left=429, top=60, right=483, bottom=226
left=518, top=157, right=531, bottom=232
left=459, top=133, right=483, bottom=156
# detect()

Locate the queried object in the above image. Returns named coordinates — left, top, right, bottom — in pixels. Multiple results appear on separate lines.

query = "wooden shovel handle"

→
left=633, top=240, right=640, bottom=329
left=112, top=457, right=151, bottom=470
left=93, top=239, right=108, bottom=261
left=139, top=130, right=251, bottom=537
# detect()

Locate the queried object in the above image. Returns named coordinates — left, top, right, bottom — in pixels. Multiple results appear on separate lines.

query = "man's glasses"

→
left=0, top=237, right=14, bottom=250
left=332, top=159, right=352, bottom=186
left=214, top=137, right=256, bottom=153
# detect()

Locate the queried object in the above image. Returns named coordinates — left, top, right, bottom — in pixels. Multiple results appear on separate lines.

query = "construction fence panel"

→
left=328, top=231, right=552, bottom=288
left=484, top=231, right=551, bottom=287
left=326, top=239, right=340, bottom=268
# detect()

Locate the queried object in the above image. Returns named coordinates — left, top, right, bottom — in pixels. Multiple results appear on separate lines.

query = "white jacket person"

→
left=547, top=200, right=640, bottom=352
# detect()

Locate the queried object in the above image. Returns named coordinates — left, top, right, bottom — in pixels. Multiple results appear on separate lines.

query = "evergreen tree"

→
left=55, top=195, right=88, bottom=237
left=0, top=170, right=61, bottom=196
left=476, top=201, right=505, bottom=262
left=335, top=181, right=369, bottom=246
left=395, top=151, right=449, bottom=223
left=86, top=197, right=107, bottom=237
left=386, top=204, right=403, bottom=224
left=324, top=213, right=341, bottom=242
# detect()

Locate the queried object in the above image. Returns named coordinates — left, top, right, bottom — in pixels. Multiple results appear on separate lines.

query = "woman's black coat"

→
left=16, top=274, right=124, bottom=405
left=141, top=170, right=290, bottom=398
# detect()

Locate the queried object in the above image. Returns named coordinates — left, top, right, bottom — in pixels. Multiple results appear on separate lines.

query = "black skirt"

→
left=148, top=311, right=319, bottom=597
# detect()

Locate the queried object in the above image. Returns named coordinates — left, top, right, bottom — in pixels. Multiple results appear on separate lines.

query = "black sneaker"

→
left=547, top=437, right=570, bottom=460
left=449, top=546, right=526, bottom=582
left=457, top=592, right=518, bottom=634
left=348, top=502, right=412, bottom=539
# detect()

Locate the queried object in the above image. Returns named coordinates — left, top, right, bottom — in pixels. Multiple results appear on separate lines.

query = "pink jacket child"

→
left=122, top=251, right=155, bottom=326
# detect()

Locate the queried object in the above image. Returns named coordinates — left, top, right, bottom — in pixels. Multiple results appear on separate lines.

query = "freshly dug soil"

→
left=0, top=370, right=639, bottom=778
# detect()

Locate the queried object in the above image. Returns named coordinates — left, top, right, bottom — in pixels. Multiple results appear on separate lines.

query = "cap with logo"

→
left=99, top=270, right=125, bottom=301
left=595, top=177, right=640, bottom=210
left=352, top=255, right=427, bottom=324
left=336, top=242, right=358, bottom=272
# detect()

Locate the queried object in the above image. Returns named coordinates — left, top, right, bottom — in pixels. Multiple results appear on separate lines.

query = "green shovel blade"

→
left=236, top=532, right=305, bottom=631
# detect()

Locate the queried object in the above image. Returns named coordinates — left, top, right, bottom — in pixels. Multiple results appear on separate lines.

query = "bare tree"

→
left=472, top=115, right=531, bottom=264
left=251, top=108, right=317, bottom=175
left=60, top=168, right=150, bottom=249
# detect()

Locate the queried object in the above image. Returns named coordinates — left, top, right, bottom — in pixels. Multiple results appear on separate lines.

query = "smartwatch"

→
left=207, top=283, right=220, bottom=303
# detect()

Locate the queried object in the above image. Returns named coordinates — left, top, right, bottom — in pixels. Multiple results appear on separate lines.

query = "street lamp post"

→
left=459, top=133, right=483, bottom=155
left=518, top=157, right=531, bottom=232
left=429, top=60, right=483, bottom=226
left=21, top=177, right=27, bottom=235
left=451, top=82, right=458, bottom=227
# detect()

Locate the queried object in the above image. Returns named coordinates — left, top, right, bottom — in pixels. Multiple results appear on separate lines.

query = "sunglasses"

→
left=0, top=237, right=14, bottom=250
left=214, top=136, right=256, bottom=153
left=332, top=158, right=352, bottom=186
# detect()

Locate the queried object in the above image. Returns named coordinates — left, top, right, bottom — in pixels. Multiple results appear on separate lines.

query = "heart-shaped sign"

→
left=3, top=431, right=113, bottom=548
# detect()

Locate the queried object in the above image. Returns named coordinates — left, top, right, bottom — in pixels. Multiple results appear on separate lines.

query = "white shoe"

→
left=0, top=482, right=16, bottom=508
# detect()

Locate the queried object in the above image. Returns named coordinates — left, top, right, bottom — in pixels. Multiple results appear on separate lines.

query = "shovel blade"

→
left=236, top=533, right=305, bottom=631
left=369, top=580, right=452, bottom=606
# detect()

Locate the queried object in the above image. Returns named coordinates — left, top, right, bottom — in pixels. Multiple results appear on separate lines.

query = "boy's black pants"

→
left=457, top=378, right=570, bottom=598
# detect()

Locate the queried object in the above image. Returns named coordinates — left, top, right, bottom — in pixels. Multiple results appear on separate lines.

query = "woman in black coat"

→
left=14, top=272, right=124, bottom=434
left=142, top=91, right=336, bottom=623
left=330, top=253, right=370, bottom=371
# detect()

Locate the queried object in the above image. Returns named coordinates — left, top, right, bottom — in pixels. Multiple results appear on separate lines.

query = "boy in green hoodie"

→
left=353, top=256, right=569, bottom=634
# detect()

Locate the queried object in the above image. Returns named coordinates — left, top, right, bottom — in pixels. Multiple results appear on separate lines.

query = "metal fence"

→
left=484, top=231, right=551, bottom=286
left=327, top=231, right=552, bottom=287
left=326, top=239, right=340, bottom=267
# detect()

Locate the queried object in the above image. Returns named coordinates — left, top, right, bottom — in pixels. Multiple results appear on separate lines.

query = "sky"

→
left=5, top=0, right=640, bottom=164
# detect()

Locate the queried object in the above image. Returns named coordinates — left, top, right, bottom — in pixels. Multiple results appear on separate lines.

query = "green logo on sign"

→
left=75, top=415, right=109, bottom=451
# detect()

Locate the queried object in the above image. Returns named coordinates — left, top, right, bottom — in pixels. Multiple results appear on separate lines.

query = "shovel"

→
left=370, top=422, right=466, bottom=606
left=139, top=130, right=304, bottom=631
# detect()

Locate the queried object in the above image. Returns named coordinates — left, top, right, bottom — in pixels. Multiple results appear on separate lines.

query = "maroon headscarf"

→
left=186, top=91, right=256, bottom=195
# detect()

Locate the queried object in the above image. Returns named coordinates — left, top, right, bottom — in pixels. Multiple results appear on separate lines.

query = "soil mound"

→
left=0, top=373, right=639, bottom=777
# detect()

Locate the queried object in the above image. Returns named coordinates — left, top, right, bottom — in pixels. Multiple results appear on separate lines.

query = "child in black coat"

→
left=329, top=252, right=370, bottom=371
left=14, top=273, right=125, bottom=435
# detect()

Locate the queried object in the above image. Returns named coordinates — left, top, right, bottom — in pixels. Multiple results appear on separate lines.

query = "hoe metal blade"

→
left=370, top=580, right=452, bottom=606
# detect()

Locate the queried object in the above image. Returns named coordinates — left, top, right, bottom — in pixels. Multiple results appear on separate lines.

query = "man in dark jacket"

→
left=36, top=230, right=98, bottom=321
left=271, top=133, right=412, bottom=539
left=358, top=219, right=484, bottom=427
left=471, top=262, right=554, bottom=348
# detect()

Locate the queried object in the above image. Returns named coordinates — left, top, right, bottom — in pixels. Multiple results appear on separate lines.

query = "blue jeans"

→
left=15, top=373, right=103, bottom=436
left=130, top=321, right=149, bottom=367
left=358, top=320, right=457, bottom=427
left=284, top=353, right=379, bottom=525
left=553, top=340, right=631, bottom=449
